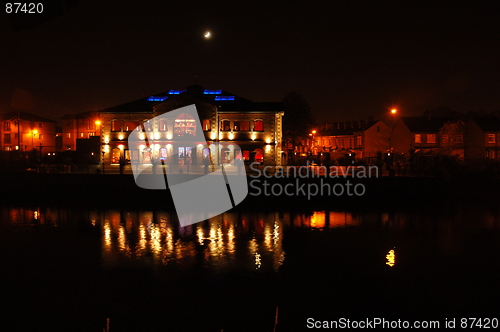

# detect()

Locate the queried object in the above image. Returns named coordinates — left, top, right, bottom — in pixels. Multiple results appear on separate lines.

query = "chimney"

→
left=352, top=120, right=358, bottom=129
left=359, top=119, right=366, bottom=129
left=345, top=121, right=351, bottom=129
left=338, top=122, right=345, bottom=130
left=325, top=123, right=332, bottom=130
left=332, top=122, right=338, bottom=130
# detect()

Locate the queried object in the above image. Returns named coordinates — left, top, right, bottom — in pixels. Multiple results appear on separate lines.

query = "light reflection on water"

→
left=1, top=204, right=500, bottom=273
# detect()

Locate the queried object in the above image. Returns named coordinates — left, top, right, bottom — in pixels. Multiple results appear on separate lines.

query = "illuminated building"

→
left=0, top=111, right=57, bottom=153
left=97, top=85, right=284, bottom=166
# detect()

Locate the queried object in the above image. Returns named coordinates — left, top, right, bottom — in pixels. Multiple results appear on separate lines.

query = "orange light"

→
left=312, top=130, right=317, bottom=134
left=33, top=130, right=38, bottom=135
left=391, top=109, right=397, bottom=114
left=95, top=120, right=101, bottom=125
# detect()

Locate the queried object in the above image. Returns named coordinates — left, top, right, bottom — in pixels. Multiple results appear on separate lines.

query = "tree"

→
left=282, top=92, right=315, bottom=149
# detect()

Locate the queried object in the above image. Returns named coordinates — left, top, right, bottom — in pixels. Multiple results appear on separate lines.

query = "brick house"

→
left=465, top=117, right=500, bottom=160
left=0, top=111, right=56, bottom=154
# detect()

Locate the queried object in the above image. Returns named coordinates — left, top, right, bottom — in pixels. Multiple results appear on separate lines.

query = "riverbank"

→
left=1, top=172, right=499, bottom=212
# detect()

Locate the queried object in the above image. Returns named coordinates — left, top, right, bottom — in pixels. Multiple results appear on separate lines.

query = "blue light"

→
left=168, top=90, right=186, bottom=95
left=204, top=89, right=222, bottom=95
left=147, top=96, right=168, bottom=101
left=215, top=96, right=235, bottom=101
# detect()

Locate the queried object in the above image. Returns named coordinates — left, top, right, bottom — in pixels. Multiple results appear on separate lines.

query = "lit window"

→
left=4, top=133, right=11, bottom=144
left=415, top=134, right=421, bottom=143
left=203, top=89, right=222, bottom=95
left=455, top=135, right=463, bottom=143
left=4, top=122, right=11, bottom=131
left=174, top=114, right=196, bottom=137
left=442, top=135, right=449, bottom=143
left=253, top=120, right=264, bottom=132
left=168, top=90, right=186, bottom=95
left=427, top=134, right=436, bottom=143
left=89, top=132, right=95, bottom=137
left=357, top=136, right=362, bottom=146
left=488, top=134, right=496, bottom=143
left=234, top=121, right=250, bottom=131
left=147, top=96, right=168, bottom=101
left=254, top=148, right=264, bottom=163
left=111, top=120, right=121, bottom=132
left=66, top=133, right=71, bottom=139
left=214, top=96, right=235, bottom=101
left=124, top=121, right=140, bottom=132
left=144, top=120, right=153, bottom=132
left=221, top=120, right=231, bottom=131
left=80, top=132, right=85, bottom=138
left=158, top=119, right=168, bottom=132
left=202, top=120, right=211, bottom=131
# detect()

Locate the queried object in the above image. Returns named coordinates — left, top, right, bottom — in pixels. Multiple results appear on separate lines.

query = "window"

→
left=427, top=134, right=436, bottom=143
left=357, top=136, right=362, bottom=146
left=131, top=149, right=139, bottom=163
left=124, top=121, right=140, bottom=132
left=455, top=135, right=463, bottom=143
left=242, top=150, right=250, bottom=160
left=159, top=148, right=167, bottom=161
left=4, top=134, right=11, bottom=144
left=66, top=133, right=71, bottom=139
left=221, top=147, right=230, bottom=164
left=144, top=120, right=153, bottom=132
left=111, top=120, right=121, bottom=132
left=39, top=122, right=43, bottom=128
left=39, top=134, right=43, bottom=140
left=253, top=120, right=264, bottom=131
left=177, top=147, right=192, bottom=165
left=202, top=120, right=211, bottom=131
left=254, top=148, right=264, bottom=163
left=14, top=133, right=18, bottom=139
left=174, top=114, right=196, bottom=137
left=234, top=121, right=250, bottom=131
left=221, top=120, right=231, bottom=131
left=159, top=119, right=167, bottom=132
left=442, top=135, right=449, bottom=144
left=377, top=126, right=380, bottom=132
left=80, top=132, right=85, bottom=138
left=4, top=146, right=12, bottom=151
left=4, top=122, right=11, bottom=131
left=415, top=134, right=421, bottom=143
left=89, top=132, right=95, bottom=137
left=488, top=134, right=496, bottom=143
left=111, top=148, right=121, bottom=164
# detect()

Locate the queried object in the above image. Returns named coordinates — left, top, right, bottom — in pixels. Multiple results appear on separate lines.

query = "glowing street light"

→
left=391, top=109, right=397, bottom=114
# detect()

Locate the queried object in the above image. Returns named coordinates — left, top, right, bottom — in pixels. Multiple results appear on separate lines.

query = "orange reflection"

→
left=310, top=211, right=326, bottom=228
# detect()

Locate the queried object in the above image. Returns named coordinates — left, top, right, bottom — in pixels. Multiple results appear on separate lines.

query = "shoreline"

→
left=1, top=172, right=498, bottom=211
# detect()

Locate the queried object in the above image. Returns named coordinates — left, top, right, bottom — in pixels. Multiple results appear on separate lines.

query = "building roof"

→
left=399, top=116, right=453, bottom=132
left=470, top=116, right=500, bottom=132
left=99, top=85, right=284, bottom=114
left=0, top=111, right=57, bottom=123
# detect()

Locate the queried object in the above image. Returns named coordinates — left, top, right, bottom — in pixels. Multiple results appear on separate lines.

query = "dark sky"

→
left=1, top=1, right=499, bottom=122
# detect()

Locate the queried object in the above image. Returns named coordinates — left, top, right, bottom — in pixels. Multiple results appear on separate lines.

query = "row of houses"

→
left=310, top=114, right=500, bottom=163
left=1, top=84, right=500, bottom=166
left=0, top=85, right=285, bottom=166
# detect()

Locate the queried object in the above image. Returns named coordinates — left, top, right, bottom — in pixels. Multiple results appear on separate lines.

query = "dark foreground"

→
left=0, top=202, right=499, bottom=331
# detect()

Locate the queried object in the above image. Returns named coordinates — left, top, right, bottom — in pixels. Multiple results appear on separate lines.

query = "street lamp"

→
left=95, top=120, right=101, bottom=136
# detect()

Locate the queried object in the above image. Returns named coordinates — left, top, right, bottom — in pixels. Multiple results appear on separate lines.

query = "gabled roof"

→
left=399, top=116, right=453, bottom=132
left=0, top=111, right=57, bottom=123
left=99, top=85, right=283, bottom=114
left=470, top=117, right=500, bottom=132
left=317, top=128, right=355, bottom=136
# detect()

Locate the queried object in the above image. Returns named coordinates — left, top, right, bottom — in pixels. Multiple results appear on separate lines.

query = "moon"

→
left=204, top=31, right=211, bottom=38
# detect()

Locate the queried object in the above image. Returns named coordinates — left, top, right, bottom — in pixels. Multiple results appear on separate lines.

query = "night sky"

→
left=1, top=1, right=499, bottom=123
